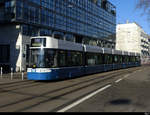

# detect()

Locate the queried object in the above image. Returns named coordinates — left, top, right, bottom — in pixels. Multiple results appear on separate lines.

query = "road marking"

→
left=115, top=79, right=123, bottom=83
left=133, top=71, right=137, bottom=74
left=124, top=74, right=130, bottom=78
left=57, top=84, right=112, bottom=112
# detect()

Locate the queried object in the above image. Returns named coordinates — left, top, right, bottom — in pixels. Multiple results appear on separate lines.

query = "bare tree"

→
left=136, top=0, right=150, bottom=21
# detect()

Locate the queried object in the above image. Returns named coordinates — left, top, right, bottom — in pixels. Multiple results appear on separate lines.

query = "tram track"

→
left=0, top=80, right=32, bottom=86
left=0, top=81, right=45, bottom=92
left=16, top=67, right=140, bottom=112
left=0, top=67, right=141, bottom=112
left=0, top=67, right=140, bottom=93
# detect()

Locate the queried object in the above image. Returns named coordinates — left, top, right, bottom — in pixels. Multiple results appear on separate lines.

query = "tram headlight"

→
left=33, top=65, right=36, bottom=68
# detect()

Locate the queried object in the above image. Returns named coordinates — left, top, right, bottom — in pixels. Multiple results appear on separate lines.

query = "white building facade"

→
left=116, top=22, right=150, bottom=64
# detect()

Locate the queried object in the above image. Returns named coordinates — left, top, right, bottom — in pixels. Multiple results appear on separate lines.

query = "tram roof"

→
left=31, top=36, right=141, bottom=56
left=84, top=45, right=104, bottom=53
left=46, top=37, right=83, bottom=51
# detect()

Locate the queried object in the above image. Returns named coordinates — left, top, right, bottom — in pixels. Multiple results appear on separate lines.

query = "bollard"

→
left=11, top=67, right=13, bottom=80
left=1, top=67, right=2, bottom=78
left=22, top=68, right=24, bottom=80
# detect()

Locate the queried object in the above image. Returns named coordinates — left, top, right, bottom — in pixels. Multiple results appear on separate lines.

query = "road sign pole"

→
left=1, top=67, right=2, bottom=78
left=22, top=68, right=24, bottom=80
left=11, top=67, right=13, bottom=80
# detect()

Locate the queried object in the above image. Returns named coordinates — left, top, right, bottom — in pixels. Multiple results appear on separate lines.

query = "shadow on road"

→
left=110, top=99, right=131, bottom=105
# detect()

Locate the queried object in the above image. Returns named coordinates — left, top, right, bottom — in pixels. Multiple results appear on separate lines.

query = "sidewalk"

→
left=0, top=72, right=27, bottom=80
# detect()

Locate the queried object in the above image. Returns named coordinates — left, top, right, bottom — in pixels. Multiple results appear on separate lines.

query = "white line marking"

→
left=115, top=79, right=123, bottom=83
left=124, top=74, right=130, bottom=78
left=133, top=71, right=137, bottom=74
left=57, top=84, right=112, bottom=112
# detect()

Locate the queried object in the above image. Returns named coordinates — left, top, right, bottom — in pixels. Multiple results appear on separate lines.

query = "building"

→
left=116, top=22, right=150, bottom=64
left=0, top=0, right=116, bottom=72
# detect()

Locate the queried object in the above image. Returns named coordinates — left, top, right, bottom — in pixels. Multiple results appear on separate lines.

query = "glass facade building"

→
left=0, top=0, right=116, bottom=48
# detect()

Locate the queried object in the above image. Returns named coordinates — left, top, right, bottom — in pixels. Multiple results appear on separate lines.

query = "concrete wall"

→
left=0, top=24, right=30, bottom=72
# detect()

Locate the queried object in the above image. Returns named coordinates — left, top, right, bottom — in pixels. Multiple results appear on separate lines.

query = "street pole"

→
left=22, top=68, right=24, bottom=80
left=11, top=67, right=13, bottom=80
left=1, top=67, right=2, bottom=78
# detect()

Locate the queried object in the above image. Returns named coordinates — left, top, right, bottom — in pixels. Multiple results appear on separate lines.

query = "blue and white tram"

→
left=27, top=36, right=141, bottom=80
left=27, top=36, right=85, bottom=80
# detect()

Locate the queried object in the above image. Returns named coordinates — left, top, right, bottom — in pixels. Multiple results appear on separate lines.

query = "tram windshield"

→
left=29, top=49, right=58, bottom=68
left=29, top=49, right=45, bottom=68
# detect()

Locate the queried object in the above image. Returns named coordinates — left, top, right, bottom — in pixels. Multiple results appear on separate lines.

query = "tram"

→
left=27, top=36, right=141, bottom=80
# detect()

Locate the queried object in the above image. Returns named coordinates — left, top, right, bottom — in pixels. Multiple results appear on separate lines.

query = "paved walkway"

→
left=0, top=72, right=27, bottom=83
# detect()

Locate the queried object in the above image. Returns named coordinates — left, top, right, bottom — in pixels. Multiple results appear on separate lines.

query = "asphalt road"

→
left=0, top=66, right=149, bottom=112
left=67, top=66, right=150, bottom=112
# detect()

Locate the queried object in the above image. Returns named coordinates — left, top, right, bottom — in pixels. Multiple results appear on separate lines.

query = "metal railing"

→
left=0, top=67, right=26, bottom=80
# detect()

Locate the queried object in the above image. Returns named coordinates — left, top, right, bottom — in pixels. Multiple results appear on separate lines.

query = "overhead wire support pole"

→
left=0, top=67, right=2, bottom=78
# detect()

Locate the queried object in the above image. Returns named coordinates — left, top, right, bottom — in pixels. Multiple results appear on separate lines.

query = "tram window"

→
left=119, top=55, right=123, bottom=64
left=45, top=50, right=58, bottom=68
left=123, top=56, right=128, bottom=63
left=113, top=55, right=118, bottom=64
left=132, top=57, right=134, bottom=62
left=104, top=54, right=108, bottom=64
left=86, top=53, right=96, bottom=66
left=132, top=57, right=135, bottom=62
left=94, top=54, right=98, bottom=65
left=30, top=49, right=45, bottom=68
left=129, top=56, right=132, bottom=62
left=108, top=55, right=113, bottom=64
left=72, top=52, right=83, bottom=66
left=86, top=53, right=103, bottom=66
left=129, top=57, right=131, bottom=62
left=67, top=51, right=83, bottom=66
left=77, top=52, right=83, bottom=66
left=126, top=56, right=129, bottom=63
left=67, top=51, right=72, bottom=66
left=134, top=57, right=136, bottom=62
left=104, top=54, right=107, bottom=64
left=104, top=54, right=112, bottom=64
left=136, top=56, right=140, bottom=62
left=122, top=56, right=125, bottom=63
left=58, top=50, right=66, bottom=67
left=97, top=54, right=103, bottom=64
left=129, top=56, right=133, bottom=62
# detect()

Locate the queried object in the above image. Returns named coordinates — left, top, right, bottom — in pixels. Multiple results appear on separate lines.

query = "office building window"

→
left=0, top=45, right=10, bottom=63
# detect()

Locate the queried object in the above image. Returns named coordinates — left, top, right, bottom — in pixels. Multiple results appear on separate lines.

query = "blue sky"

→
left=109, top=0, right=150, bottom=34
